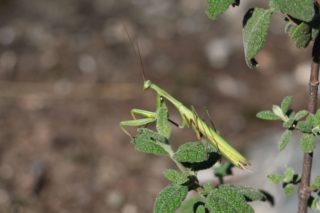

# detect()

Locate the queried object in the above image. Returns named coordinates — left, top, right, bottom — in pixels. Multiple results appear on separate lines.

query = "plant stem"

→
left=298, top=35, right=320, bottom=213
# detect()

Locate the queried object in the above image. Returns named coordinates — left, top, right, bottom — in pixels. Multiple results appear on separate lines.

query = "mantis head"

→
left=143, top=80, right=152, bottom=90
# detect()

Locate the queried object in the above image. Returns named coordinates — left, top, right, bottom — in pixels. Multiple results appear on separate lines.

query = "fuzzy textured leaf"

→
left=282, top=113, right=295, bottom=129
left=286, top=22, right=311, bottom=48
left=154, top=184, right=188, bottom=213
left=310, top=197, right=320, bottom=211
left=272, top=105, right=285, bottom=119
left=310, top=176, right=320, bottom=191
left=299, top=133, right=316, bottom=153
left=133, top=129, right=168, bottom=155
left=278, top=130, right=292, bottom=151
left=313, top=109, right=320, bottom=126
left=256, top=110, right=280, bottom=120
left=270, top=0, right=314, bottom=22
left=138, top=128, right=168, bottom=144
left=280, top=96, right=292, bottom=114
left=284, top=167, right=294, bottom=182
left=296, top=121, right=313, bottom=133
left=268, top=174, right=283, bottom=184
left=294, top=110, right=308, bottom=121
left=174, top=142, right=207, bottom=163
left=156, top=102, right=172, bottom=139
left=163, top=169, right=189, bottom=184
left=224, top=185, right=266, bottom=202
left=243, top=8, right=272, bottom=68
left=196, top=205, right=206, bottom=213
left=283, top=184, right=295, bottom=196
left=213, top=162, right=233, bottom=177
left=206, top=185, right=254, bottom=213
left=207, top=0, right=235, bottom=20
left=179, top=197, right=206, bottom=213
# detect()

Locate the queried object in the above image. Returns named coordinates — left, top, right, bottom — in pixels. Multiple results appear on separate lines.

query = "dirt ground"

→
left=0, top=0, right=314, bottom=213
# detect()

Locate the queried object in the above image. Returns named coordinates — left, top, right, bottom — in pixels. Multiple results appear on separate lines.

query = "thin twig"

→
left=298, top=34, right=320, bottom=213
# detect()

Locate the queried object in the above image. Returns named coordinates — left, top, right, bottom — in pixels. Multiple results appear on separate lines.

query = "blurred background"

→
left=0, top=0, right=317, bottom=212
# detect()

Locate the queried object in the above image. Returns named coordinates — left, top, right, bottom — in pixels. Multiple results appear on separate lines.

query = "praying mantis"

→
left=120, top=30, right=249, bottom=169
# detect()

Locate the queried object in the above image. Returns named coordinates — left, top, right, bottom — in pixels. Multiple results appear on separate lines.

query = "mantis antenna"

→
left=123, top=25, right=147, bottom=82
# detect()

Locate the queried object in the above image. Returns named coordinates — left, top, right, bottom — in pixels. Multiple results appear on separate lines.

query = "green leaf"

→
left=213, top=162, right=233, bottom=177
left=207, top=0, right=235, bottom=20
left=313, top=109, right=320, bottom=126
left=133, top=129, right=169, bottom=155
left=154, top=184, right=188, bottom=213
left=272, top=105, right=286, bottom=120
left=268, top=174, right=283, bottom=184
left=284, top=167, right=294, bottom=182
left=282, top=112, right=295, bottom=129
left=299, top=133, right=316, bottom=153
left=196, top=205, right=206, bottom=213
left=283, top=183, right=295, bottom=196
left=296, top=121, right=313, bottom=133
left=202, top=183, right=215, bottom=195
left=138, top=128, right=168, bottom=144
left=206, top=185, right=254, bottom=213
left=294, top=110, right=309, bottom=121
left=163, top=169, right=189, bottom=184
left=243, top=8, right=272, bottom=68
left=270, top=0, right=314, bottom=22
left=286, top=22, right=311, bottom=48
left=256, top=110, right=280, bottom=120
left=310, top=197, right=320, bottom=211
left=156, top=102, right=172, bottom=139
left=310, top=176, right=320, bottom=191
left=174, top=142, right=207, bottom=163
left=179, top=197, right=206, bottom=213
left=280, top=96, right=292, bottom=114
left=229, top=186, right=267, bottom=202
left=278, top=130, right=292, bottom=151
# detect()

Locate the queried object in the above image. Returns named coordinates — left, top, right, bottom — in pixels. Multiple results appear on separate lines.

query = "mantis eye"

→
left=160, top=96, right=164, bottom=102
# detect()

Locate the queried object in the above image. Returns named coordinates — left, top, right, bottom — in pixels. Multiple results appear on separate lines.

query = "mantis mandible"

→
left=120, top=29, right=249, bottom=169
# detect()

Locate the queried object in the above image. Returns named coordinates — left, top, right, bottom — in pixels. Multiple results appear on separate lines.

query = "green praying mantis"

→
left=119, top=30, right=249, bottom=169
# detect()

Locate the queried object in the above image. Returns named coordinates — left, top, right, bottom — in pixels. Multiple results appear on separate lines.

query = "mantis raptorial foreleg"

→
left=120, top=109, right=157, bottom=138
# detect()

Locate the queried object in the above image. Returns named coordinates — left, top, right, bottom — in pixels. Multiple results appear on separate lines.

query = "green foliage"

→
left=256, top=110, right=280, bottom=120
left=268, top=174, right=284, bottom=184
left=213, top=162, right=233, bottom=178
left=283, top=183, right=295, bottom=196
left=299, top=133, right=316, bottom=153
left=283, top=167, right=295, bottom=182
left=174, top=142, right=208, bottom=163
left=286, top=22, right=311, bottom=48
left=268, top=167, right=301, bottom=196
left=163, top=169, right=189, bottom=184
left=229, top=185, right=267, bottom=202
left=270, top=0, right=314, bottom=22
left=280, top=96, right=292, bottom=114
left=132, top=129, right=169, bottom=155
left=154, top=184, right=188, bottom=213
left=310, top=197, right=320, bottom=211
left=207, top=0, right=235, bottom=20
left=310, top=176, right=320, bottom=191
left=179, top=197, right=206, bottom=213
left=205, top=185, right=254, bottom=213
left=278, top=130, right=292, bottom=151
left=242, top=8, right=272, bottom=68
left=156, top=101, right=172, bottom=139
